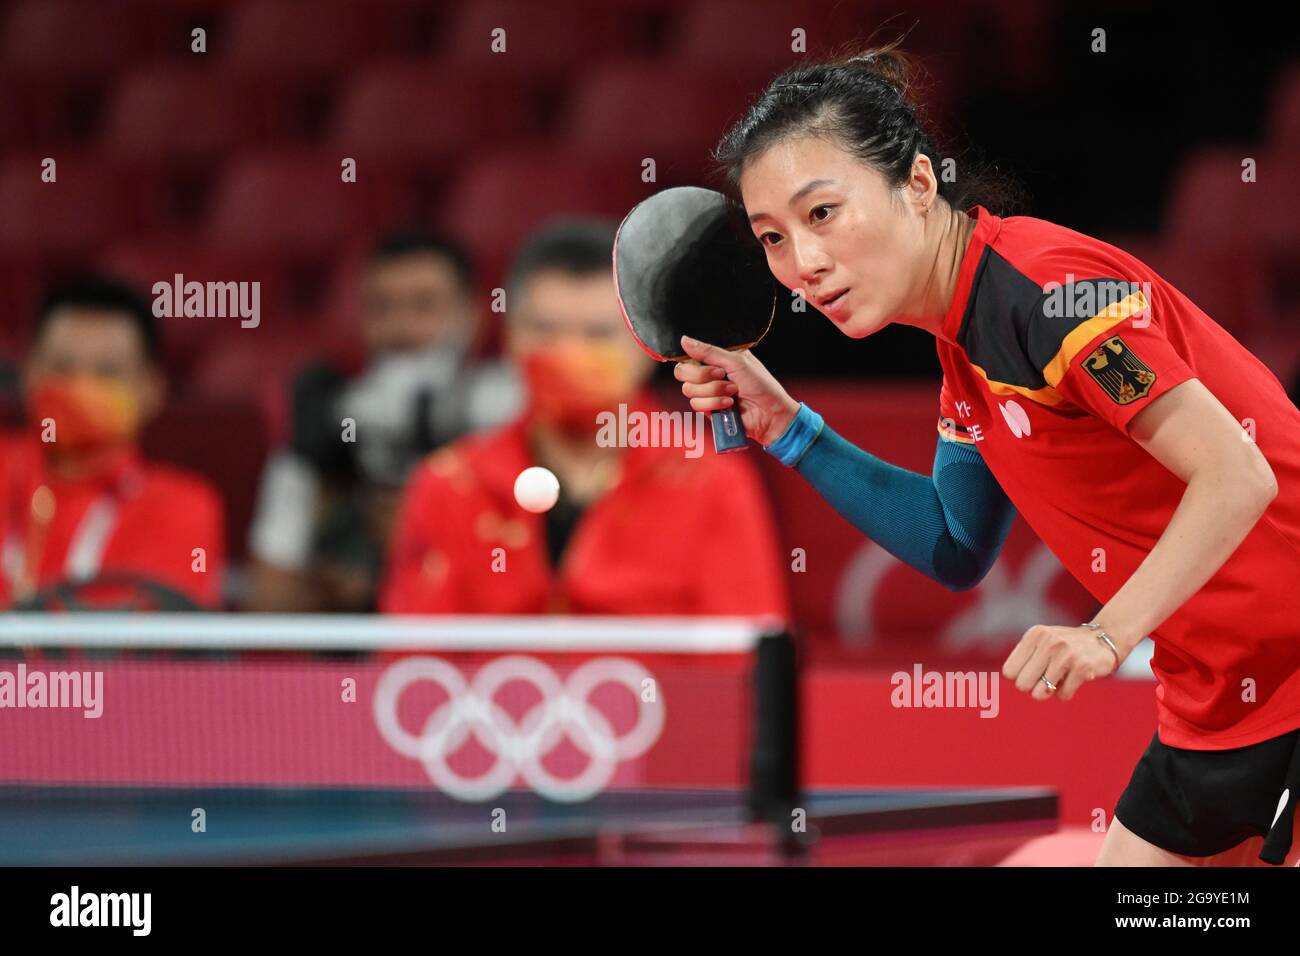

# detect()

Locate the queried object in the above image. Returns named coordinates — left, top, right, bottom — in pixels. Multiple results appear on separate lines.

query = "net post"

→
left=747, top=627, right=803, bottom=855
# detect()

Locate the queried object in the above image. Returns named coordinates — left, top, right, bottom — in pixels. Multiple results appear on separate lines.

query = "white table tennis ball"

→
left=514, top=466, right=560, bottom=514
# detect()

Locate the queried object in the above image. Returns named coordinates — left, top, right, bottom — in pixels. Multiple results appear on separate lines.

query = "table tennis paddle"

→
left=613, top=186, right=776, bottom=453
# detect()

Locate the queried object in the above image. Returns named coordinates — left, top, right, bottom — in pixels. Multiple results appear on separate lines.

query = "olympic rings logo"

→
left=372, top=655, right=666, bottom=802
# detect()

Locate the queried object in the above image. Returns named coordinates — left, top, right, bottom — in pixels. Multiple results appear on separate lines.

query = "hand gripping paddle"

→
left=613, top=186, right=776, bottom=453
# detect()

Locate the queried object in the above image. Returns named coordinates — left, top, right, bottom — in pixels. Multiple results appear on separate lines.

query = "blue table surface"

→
left=0, top=784, right=1057, bottom=865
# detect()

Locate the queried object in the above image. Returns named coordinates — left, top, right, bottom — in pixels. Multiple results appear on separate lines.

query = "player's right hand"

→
left=675, top=335, right=800, bottom=447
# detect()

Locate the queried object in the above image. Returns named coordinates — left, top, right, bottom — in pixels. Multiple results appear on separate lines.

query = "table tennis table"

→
left=0, top=616, right=1060, bottom=865
left=0, top=784, right=1058, bottom=866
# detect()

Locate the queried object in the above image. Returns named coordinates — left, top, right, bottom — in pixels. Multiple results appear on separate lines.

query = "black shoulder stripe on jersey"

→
left=956, top=248, right=1049, bottom=390
left=959, top=252, right=1142, bottom=399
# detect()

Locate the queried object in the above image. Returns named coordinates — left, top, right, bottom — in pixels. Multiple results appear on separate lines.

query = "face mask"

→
left=28, top=375, right=140, bottom=455
left=521, top=341, right=640, bottom=435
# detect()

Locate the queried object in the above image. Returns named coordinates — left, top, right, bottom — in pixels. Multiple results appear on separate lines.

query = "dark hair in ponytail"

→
left=713, top=37, right=1029, bottom=216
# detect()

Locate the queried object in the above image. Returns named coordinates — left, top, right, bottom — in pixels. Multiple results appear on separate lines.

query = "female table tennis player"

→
left=676, top=41, right=1300, bottom=867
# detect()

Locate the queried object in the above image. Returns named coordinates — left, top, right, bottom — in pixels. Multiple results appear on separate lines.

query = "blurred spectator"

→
left=246, top=231, right=519, bottom=612
left=380, top=220, right=790, bottom=619
left=0, top=276, right=225, bottom=610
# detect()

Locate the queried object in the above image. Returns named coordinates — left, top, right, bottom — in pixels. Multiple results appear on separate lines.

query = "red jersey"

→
left=0, top=435, right=226, bottom=608
left=380, top=398, right=791, bottom=621
left=936, top=205, right=1300, bottom=749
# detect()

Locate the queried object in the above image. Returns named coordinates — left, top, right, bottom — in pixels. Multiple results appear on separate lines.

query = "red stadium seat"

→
left=316, top=241, right=380, bottom=348
left=668, top=0, right=854, bottom=67
left=0, top=0, right=156, bottom=142
left=1266, top=61, right=1300, bottom=154
left=667, top=0, right=968, bottom=83
left=1161, top=242, right=1264, bottom=342
left=1100, top=234, right=1238, bottom=336
left=203, top=149, right=409, bottom=257
left=103, top=65, right=269, bottom=165
left=1251, top=146, right=1300, bottom=371
left=188, top=326, right=315, bottom=440
left=0, top=72, right=37, bottom=148
left=1104, top=231, right=1295, bottom=382
left=329, top=60, right=539, bottom=172
left=1163, top=146, right=1268, bottom=252
left=0, top=0, right=147, bottom=77
left=0, top=153, right=150, bottom=257
left=438, top=145, right=652, bottom=290
left=0, top=255, right=43, bottom=350
left=220, top=0, right=420, bottom=135
left=141, top=399, right=272, bottom=563
left=1159, top=148, right=1283, bottom=348
left=439, top=0, right=645, bottom=74
left=222, top=0, right=410, bottom=74
left=1253, top=146, right=1300, bottom=260
left=101, top=65, right=274, bottom=224
left=660, top=0, right=993, bottom=141
left=559, top=60, right=771, bottom=181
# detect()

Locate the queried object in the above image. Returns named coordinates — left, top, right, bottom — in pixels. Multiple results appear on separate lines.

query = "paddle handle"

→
left=710, top=407, right=748, bottom=453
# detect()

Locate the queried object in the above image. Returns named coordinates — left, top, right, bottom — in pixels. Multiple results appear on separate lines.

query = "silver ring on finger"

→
left=1039, top=673, right=1057, bottom=693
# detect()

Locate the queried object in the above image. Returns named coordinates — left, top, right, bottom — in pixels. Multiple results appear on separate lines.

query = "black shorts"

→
left=1115, top=726, right=1300, bottom=864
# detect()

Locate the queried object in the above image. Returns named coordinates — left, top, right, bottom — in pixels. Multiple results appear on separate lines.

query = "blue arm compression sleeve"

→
left=764, top=403, right=1016, bottom=590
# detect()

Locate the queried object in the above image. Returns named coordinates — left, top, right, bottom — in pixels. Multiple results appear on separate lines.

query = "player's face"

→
left=360, top=253, right=474, bottom=356
left=739, top=134, right=930, bottom=339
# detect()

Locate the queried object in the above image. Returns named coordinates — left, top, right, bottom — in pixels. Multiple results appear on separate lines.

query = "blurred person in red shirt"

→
left=380, top=220, right=790, bottom=620
left=246, top=231, right=519, bottom=612
left=0, top=276, right=225, bottom=610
